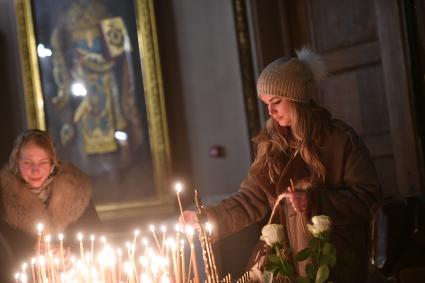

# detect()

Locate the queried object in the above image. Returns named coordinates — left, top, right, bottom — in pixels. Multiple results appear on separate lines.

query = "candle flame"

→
left=21, top=262, right=27, bottom=270
left=174, top=182, right=183, bottom=193
left=36, top=223, right=44, bottom=233
left=174, top=223, right=181, bottom=232
left=149, top=224, right=155, bottom=232
left=205, top=222, right=213, bottom=234
left=58, top=233, right=64, bottom=241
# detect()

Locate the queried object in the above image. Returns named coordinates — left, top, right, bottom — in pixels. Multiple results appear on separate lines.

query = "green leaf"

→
left=283, top=261, right=294, bottom=276
left=305, top=263, right=317, bottom=279
left=267, top=254, right=282, bottom=265
left=323, top=242, right=332, bottom=255
left=329, top=244, right=336, bottom=257
left=315, top=265, right=330, bottom=283
left=319, top=254, right=336, bottom=267
left=295, top=277, right=310, bottom=283
left=295, top=247, right=312, bottom=261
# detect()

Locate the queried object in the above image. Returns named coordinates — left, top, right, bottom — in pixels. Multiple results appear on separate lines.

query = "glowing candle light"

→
left=36, top=223, right=44, bottom=258
left=58, top=233, right=65, bottom=272
left=117, top=248, right=123, bottom=283
left=77, top=233, right=84, bottom=263
left=35, top=223, right=44, bottom=283
left=90, top=234, right=95, bottom=266
left=21, top=262, right=28, bottom=282
left=14, top=272, right=20, bottom=283
left=174, top=182, right=186, bottom=226
left=205, top=222, right=219, bottom=283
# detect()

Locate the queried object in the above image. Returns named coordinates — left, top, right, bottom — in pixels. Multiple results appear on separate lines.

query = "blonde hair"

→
left=8, top=129, right=58, bottom=176
left=251, top=100, right=331, bottom=183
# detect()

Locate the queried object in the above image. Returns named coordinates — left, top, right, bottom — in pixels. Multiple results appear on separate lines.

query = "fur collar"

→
left=0, top=162, right=92, bottom=236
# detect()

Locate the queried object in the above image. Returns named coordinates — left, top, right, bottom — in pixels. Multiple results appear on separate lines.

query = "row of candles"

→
left=13, top=182, right=252, bottom=283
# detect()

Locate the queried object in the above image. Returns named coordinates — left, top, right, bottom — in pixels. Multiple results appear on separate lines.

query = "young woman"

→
left=184, top=49, right=381, bottom=282
left=0, top=129, right=100, bottom=281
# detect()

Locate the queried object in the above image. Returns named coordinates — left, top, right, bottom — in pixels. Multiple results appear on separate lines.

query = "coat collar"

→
left=0, top=162, right=92, bottom=236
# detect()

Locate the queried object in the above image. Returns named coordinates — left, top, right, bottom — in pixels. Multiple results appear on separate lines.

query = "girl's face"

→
left=260, top=94, right=293, bottom=127
left=18, top=143, right=53, bottom=189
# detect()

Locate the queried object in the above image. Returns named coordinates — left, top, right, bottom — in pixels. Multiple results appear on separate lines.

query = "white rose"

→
left=307, top=215, right=332, bottom=237
left=260, top=224, right=284, bottom=246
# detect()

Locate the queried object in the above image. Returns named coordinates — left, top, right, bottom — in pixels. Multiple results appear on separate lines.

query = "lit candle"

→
left=31, top=258, right=36, bottom=283
left=174, top=182, right=186, bottom=226
left=169, top=238, right=180, bottom=283
left=35, top=223, right=43, bottom=283
left=44, top=235, right=55, bottom=282
left=205, top=222, right=219, bottom=283
left=21, top=262, right=28, bottom=283
left=58, top=233, right=65, bottom=272
left=117, top=248, right=123, bottom=283
left=36, top=223, right=44, bottom=258
left=14, top=273, right=19, bottom=283
left=77, top=233, right=84, bottom=263
left=133, top=229, right=140, bottom=250
left=186, top=226, right=200, bottom=283
left=39, top=256, right=47, bottom=283
left=90, top=234, right=95, bottom=266
left=180, top=239, right=186, bottom=283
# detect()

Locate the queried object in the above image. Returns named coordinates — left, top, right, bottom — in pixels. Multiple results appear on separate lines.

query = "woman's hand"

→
left=180, top=211, right=200, bottom=229
left=282, top=186, right=311, bottom=214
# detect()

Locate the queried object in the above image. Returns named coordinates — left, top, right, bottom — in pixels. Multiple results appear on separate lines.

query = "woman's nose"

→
left=31, top=164, right=40, bottom=172
left=268, top=104, right=275, bottom=115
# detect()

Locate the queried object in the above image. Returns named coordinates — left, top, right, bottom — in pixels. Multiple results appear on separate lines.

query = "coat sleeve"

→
left=310, top=127, right=382, bottom=225
left=206, top=172, right=271, bottom=240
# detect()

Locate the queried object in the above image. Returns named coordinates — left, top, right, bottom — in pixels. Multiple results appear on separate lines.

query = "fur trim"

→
left=295, top=47, right=327, bottom=83
left=0, top=162, right=92, bottom=236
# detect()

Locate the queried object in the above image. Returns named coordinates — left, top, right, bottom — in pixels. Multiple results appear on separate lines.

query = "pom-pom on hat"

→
left=256, top=47, right=327, bottom=103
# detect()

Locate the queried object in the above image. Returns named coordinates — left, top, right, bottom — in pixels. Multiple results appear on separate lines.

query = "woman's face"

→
left=18, top=142, right=53, bottom=189
left=260, top=94, right=293, bottom=127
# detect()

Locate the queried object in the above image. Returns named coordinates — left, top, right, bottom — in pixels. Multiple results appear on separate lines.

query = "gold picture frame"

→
left=15, top=0, right=174, bottom=222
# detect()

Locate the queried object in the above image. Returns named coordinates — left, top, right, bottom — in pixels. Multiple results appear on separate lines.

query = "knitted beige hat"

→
left=257, top=48, right=327, bottom=103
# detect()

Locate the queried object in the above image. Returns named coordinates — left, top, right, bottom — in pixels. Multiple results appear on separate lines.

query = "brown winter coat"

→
left=0, top=162, right=101, bottom=282
left=206, top=120, right=382, bottom=282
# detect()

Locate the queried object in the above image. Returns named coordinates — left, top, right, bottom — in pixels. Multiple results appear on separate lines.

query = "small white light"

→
left=114, top=131, right=128, bottom=141
left=71, top=82, right=87, bottom=97
left=174, top=182, right=183, bottom=193
left=37, top=44, right=52, bottom=58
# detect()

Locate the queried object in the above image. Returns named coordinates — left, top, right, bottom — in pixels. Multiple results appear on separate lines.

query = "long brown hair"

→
left=251, top=100, right=331, bottom=183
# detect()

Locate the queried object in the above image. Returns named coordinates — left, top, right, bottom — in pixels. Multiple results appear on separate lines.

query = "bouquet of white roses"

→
left=260, top=215, right=336, bottom=283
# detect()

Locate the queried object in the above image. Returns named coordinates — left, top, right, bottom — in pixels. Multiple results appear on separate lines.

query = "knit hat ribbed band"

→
left=257, top=49, right=326, bottom=103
